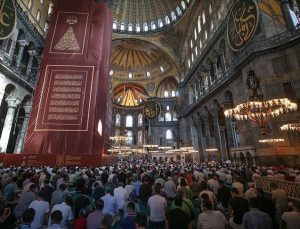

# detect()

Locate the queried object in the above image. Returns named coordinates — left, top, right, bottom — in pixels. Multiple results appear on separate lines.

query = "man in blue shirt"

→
left=4, top=177, right=17, bottom=202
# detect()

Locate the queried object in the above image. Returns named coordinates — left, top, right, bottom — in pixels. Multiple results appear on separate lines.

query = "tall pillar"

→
left=280, top=0, right=296, bottom=29
left=211, top=109, right=225, bottom=161
left=220, top=53, right=227, bottom=76
left=213, top=63, right=219, bottom=80
left=195, top=121, right=206, bottom=162
left=203, top=116, right=212, bottom=148
left=16, top=40, right=28, bottom=70
left=25, top=50, right=37, bottom=77
left=0, top=97, right=20, bottom=152
left=15, top=104, right=31, bottom=153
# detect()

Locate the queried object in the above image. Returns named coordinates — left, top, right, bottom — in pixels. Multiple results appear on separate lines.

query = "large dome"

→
left=112, top=0, right=192, bottom=34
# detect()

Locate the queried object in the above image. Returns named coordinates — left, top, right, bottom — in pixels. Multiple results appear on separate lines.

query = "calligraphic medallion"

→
left=143, top=100, right=161, bottom=120
left=0, top=0, right=16, bottom=40
left=227, top=0, right=259, bottom=52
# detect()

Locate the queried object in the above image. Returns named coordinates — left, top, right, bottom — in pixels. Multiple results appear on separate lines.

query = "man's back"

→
left=167, top=208, right=189, bottom=229
left=87, top=210, right=103, bottom=229
left=148, top=194, right=167, bottom=222
left=29, top=200, right=50, bottom=229
left=243, top=208, right=272, bottom=229
left=101, top=194, right=117, bottom=216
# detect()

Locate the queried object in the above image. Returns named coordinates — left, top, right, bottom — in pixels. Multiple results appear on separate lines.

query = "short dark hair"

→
left=51, top=210, right=62, bottom=224
left=249, top=197, right=259, bottom=208
left=23, top=208, right=35, bottom=224
left=102, top=214, right=113, bottom=227
left=270, top=183, right=277, bottom=189
left=95, top=199, right=104, bottom=210
left=29, top=184, right=36, bottom=191
left=174, top=195, right=183, bottom=207
left=64, top=195, right=73, bottom=206
left=231, top=187, right=239, bottom=195
left=154, top=183, right=161, bottom=194
left=59, top=184, right=66, bottom=191
left=127, top=202, right=135, bottom=211
left=135, top=213, right=147, bottom=227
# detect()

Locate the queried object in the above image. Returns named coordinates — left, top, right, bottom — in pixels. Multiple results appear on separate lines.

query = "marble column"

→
left=213, top=63, right=219, bottom=80
left=195, top=121, right=206, bottom=162
left=25, top=50, right=37, bottom=77
left=15, top=104, right=31, bottom=153
left=219, top=126, right=228, bottom=160
left=0, top=97, right=20, bottom=152
left=203, top=116, right=212, bottom=147
left=211, top=109, right=225, bottom=161
left=16, top=40, right=28, bottom=70
left=280, top=0, right=296, bottom=29
left=220, top=53, right=227, bottom=76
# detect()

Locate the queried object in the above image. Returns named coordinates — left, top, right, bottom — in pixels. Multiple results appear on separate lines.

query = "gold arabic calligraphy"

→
left=0, top=0, right=16, bottom=39
left=227, top=0, right=259, bottom=51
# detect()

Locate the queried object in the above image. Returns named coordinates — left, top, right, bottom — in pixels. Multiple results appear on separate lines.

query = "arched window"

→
left=143, top=23, right=149, bottom=32
left=151, top=21, right=156, bottom=30
left=120, top=23, right=125, bottom=31
left=188, top=59, right=191, bottom=68
left=198, top=16, right=201, bottom=32
left=190, top=39, right=193, bottom=49
left=205, top=30, right=208, bottom=39
left=113, top=21, right=117, bottom=29
left=164, top=91, right=169, bottom=98
left=176, top=7, right=182, bottom=15
left=126, top=131, right=133, bottom=145
left=136, top=23, right=141, bottom=32
left=194, top=27, right=197, bottom=40
left=115, top=114, right=121, bottom=126
left=191, top=53, right=194, bottom=62
left=37, top=10, right=41, bottom=22
left=181, top=1, right=186, bottom=9
left=209, top=4, right=212, bottom=14
left=44, top=22, right=49, bottom=32
left=138, top=131, right=143, bottom=145
left=158, top=19, right=163, bottom=28
left=166, top=130, right=173, bottom=139
left=28, top=0, right=33, bottom=9
left=211, top=22, right=214, bottom=31
left=48, top=2, right=54, bottom=16
left=171, top=11, right=177, bottom=21
left=40, top=0, right=44, bottom=4
left=202, top=12, right=206, bottom=24
left=194, top=46, right=198, bottom=56
left=171, top=91, right=176, bottom=97
left=165, top=16, right=170, bottom=25
left=165, top=112, right=172, bottom=121
left=126, top=115, right=133, bottom=127
left=138, top=114, right=143, bottom=126
left=200, top=39, right=202, bottom=48
left=128, top=23, right=133, bottom=32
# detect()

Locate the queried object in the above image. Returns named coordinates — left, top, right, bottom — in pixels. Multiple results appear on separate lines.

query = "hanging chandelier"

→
left=258, top=138, right=285, bottom=143
left=109, top=135, right=133, bottom=142
left=280, top=122, right=300, bottom=132
left=224, top=70, right=297, bottom=134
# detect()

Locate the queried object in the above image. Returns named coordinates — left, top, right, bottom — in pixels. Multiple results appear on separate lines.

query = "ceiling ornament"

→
left=280, top=122, right=300, bottom=132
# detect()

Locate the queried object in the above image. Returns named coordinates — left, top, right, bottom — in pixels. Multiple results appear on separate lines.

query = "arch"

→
left=138, top=114, right=143, bottom=126
left=156, top=77, right=178, bottom=98
left=165, top=112, right=172, bottom=122
left=224, top=90, right=234, bottom=105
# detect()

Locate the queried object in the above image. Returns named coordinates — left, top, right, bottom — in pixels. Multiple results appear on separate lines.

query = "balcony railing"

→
left=255, top=176, right=300, bottom=201
left=0, top=49, right=36, bottom=89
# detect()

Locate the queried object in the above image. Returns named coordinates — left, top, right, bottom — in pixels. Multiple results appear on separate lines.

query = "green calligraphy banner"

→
left=0, top=0, right=16, bottom=40
left=227, top=0, right=259, bottom=52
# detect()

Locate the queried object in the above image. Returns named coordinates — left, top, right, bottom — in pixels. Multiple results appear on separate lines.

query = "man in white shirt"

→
left=113, top=183, right=127, bottom=210
left=101, top=189, right=118, bottom=216
left=29, top=193, right=50, bottom=229
left=49, top=196, right=73, bottom=229
left=232, top=178, right=244, bottom=196
left=148, top=184, right=167, bottom=228
left=207, top=175, right=219, bottom=195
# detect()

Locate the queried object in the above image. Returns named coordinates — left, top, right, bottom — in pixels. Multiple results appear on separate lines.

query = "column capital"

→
left=17, top=40, right=28, bottom=47
left=6, top=97, right=21, bottom=108
left=28, top=50, right=38, bottom=57
left=209, top=108, right=220, bottom=117
left=23, top=105, right=32, bottom=114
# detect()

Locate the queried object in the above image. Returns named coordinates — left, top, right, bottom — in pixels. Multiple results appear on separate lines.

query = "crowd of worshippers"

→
left=0, top=159, right=299, bottom=229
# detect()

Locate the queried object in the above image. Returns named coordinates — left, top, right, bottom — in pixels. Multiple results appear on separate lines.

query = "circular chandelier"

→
left=280, top=122, right=300, bottom=132
left=259, top=138, right=285, bottom=143
left=224, top=70, right=297, bottom=134
left=206, top=148, right=218, bottom=152
left=110, top=135, right=132, bottom=142
left=224, top=98, right=297, bottom=123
